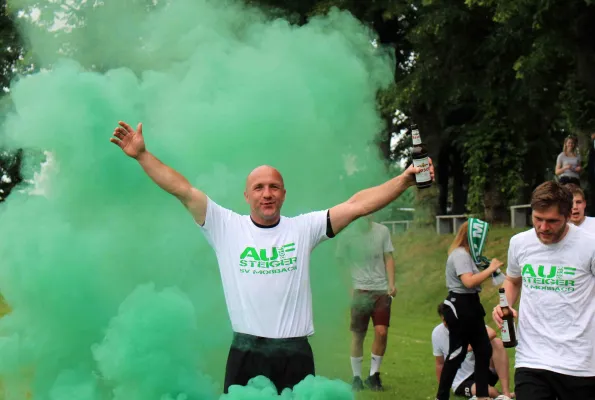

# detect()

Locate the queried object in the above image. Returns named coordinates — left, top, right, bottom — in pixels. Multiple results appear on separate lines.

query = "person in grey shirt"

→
left=556, top=136, right=581, bottom=186
left=336, top=215, right=395, bottom=392
left=435, top=220, right=502, bottom=400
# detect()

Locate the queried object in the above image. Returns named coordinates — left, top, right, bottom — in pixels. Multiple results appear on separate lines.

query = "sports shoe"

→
left=351, top=376, right=364, bottom=391
left=365, top=373, right=384, bottom=391
left=494, top=396, right=512, bottom=400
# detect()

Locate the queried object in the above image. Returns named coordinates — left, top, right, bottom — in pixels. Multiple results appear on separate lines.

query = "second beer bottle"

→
left=499, top=288, right=518, bottom=348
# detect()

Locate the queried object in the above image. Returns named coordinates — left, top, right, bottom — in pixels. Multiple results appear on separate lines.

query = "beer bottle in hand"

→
left=412, top=131, right=432, bottom=189
left=499, top=288, right=518, bottom=348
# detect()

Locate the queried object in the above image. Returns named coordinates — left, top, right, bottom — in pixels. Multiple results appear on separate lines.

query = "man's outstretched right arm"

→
left=111, top=121, right=207, bottom=225
left=136, top=151, right=207, bottom=225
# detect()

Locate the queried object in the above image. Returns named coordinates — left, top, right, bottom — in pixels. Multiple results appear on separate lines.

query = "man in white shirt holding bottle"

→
left=493, top=181, right=595, bottom=400
left=110, top=121, right=434, bottom=394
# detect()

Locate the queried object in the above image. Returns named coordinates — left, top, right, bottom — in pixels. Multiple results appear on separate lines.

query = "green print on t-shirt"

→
left=522, top=264, right=576, bottom=292
left=238, top=243, right=298, bottom=274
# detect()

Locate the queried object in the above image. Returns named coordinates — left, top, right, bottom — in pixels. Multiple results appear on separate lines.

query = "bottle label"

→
left=501, top=320, right=511, bottom=342
left=413, top=157, right=431, bottom=182
left=499, top=293, right=509, bottom=307
left=412, top=131, right=422, bottom=145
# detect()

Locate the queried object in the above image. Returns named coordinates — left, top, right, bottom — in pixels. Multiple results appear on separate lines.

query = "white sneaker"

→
left=494, top=396, right=512, bottom=400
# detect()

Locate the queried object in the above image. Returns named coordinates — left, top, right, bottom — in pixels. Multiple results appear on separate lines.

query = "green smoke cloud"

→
left=0, top=0, right=394, bottom=398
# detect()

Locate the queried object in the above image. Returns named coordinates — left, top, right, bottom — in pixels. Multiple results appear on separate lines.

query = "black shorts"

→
left=350, top=290, right=391, bottom=332
left=559, top=176, right=580, bottom=187
left=454, top=370, right=499, bottom=398
left=515, top=367, right=595, bottom=400
left=223, top=332, right=315, bottom=394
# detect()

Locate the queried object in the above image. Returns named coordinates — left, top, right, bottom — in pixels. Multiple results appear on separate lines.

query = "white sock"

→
left=370, top=353, right=383, bottom=375
left=350, top=356, right=363, bottom=377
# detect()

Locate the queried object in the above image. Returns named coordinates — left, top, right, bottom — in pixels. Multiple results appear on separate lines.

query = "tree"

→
left=0, top=149, right=23, bottom=202
left=249, top=0, right=595, bottom=222
left=6, top=0, right=595, bottom=219
left=463, top=0, right=595, bottom=214
left=0, top=0, right=28, bottom=202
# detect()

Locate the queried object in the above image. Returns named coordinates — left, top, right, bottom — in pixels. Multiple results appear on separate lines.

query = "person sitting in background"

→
left=555, top=136, right=581, bottom=186
left=432, top=304, right=514, bottom=399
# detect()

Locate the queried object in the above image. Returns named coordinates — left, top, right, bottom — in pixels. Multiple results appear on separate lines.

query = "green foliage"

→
left=5, top=0, right=595, bottom=217
left=385, top=0, right=595, bottom=217
left=0, top=1, right=28, bottom=202
left=560, top=74, right=595, bottom=133
left=465, top=120, right=526, bottom=215
left=0, top=148, right=23, bottom=202
left=0, top=0, right=24, bottom=90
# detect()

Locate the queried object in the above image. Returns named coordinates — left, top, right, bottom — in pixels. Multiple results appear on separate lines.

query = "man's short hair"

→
left=531, top=181, right=573, bottom=217
left=564, top=183, right=585, bottom=201
left=437, top=303, right=446, bottom=317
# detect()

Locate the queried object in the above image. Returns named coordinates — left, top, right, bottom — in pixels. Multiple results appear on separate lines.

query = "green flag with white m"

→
left=467, top=218, right=505, bottom=285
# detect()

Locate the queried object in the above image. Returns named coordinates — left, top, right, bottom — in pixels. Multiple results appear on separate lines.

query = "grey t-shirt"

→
left=556, top=152, right=581, bottom=179
left=336, top=222, right=394, bottom=290
left=445, top=247, right=481, bottom=294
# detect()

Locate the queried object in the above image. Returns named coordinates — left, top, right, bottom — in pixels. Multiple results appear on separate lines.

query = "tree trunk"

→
left=576, top=6, right=595, bottom=99
left=376, top=116, right=393, bottom=163
left=451, top=153, right=468, bottom=214
left=437, top=141, right=450, bottom=215
left=483, top=182, right=508, bottom=223
left=410, top=106, right=443, bottom=225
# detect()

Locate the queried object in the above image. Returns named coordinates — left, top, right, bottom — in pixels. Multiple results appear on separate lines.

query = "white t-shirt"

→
left=431, top=323, right=476, bottom=391
left=336, top=222, right=394, bottom=290
left=507, top=223, right=595, bottom=376
left=199, top=198, right=330, bottom=339
left=573, top=216, right=595, bottom=234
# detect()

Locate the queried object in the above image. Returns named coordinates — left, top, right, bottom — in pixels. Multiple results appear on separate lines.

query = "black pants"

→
left=515, top=367, right=595, bottom=400
left=223, top=332, right=315, bottom=394
left=435, top=292, right=492, bottom=400
left=559, top=176, right=580, bottom=187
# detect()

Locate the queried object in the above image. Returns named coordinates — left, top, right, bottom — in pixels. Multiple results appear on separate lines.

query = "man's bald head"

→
left=245, top=165, right=284, bottom=190
left=244, top=165, right=286, bottom=226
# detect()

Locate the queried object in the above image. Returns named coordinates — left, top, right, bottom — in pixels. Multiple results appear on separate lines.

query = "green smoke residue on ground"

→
left=0, top=0, right=395, bottom=398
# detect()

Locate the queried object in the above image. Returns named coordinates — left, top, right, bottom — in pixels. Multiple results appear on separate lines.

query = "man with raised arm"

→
left=110, top=121, right=434, bottom=394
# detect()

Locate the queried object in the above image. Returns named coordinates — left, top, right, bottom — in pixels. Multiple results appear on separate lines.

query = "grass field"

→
left=0, top=224, right=525, bottom=399
left=310, top=224, right=525, bottom=400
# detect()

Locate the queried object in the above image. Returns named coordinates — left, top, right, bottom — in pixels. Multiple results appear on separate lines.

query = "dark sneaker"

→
left=365, top=372, right=384, bottom=391
left=352, top=376, right=364, bottom=391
